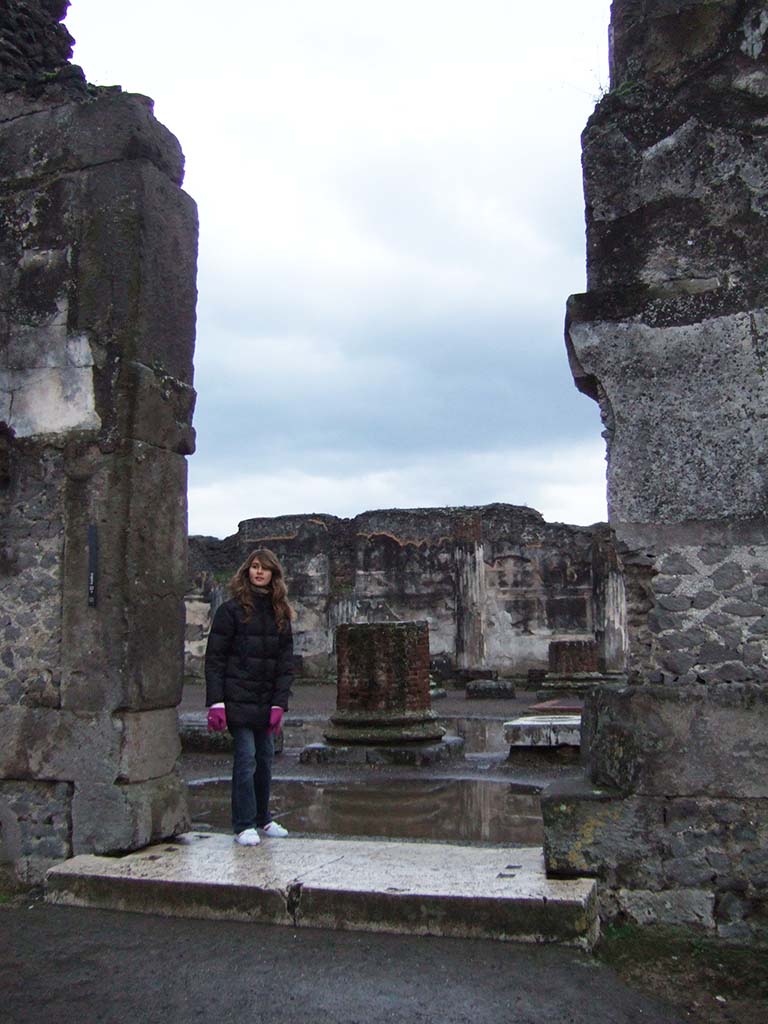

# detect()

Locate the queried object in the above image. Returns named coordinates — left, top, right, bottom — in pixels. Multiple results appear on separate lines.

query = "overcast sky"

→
left=66, top=0, right=612, bottom=538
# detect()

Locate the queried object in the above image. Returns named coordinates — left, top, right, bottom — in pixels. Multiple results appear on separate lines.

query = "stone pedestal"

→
left=301, top=622, right=463, bottom=765
left=325, top=621, right=444, bottom=744
left=540, top=640, right=623, bottom=694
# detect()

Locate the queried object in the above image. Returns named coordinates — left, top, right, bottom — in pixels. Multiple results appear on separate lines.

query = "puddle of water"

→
left=189, top=777, right=543, bottom=845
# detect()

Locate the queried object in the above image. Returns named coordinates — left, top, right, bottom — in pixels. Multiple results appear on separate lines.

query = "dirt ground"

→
left=596, top=925, right=768, bottom=1024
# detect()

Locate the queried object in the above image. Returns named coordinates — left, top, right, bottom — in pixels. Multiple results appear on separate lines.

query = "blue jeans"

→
left=230, top=726, right=275, bottom=834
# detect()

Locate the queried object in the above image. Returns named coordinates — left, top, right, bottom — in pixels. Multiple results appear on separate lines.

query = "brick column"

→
left=325, top=622, right=445, bottom=744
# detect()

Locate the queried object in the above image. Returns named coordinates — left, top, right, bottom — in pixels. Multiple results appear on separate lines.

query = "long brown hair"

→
left=230, top=547, right=295, bottom=631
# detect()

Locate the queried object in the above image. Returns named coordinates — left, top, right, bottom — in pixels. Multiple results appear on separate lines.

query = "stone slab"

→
left=505, top=716, right=582, bottom=748
left=45, top=832, right=598, bottom=948
left=526, top=699, right=584, bottom=716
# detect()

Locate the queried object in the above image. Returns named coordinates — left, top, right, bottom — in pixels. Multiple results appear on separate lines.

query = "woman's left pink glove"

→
left=268, top=707, right=285, bottom=735
left=207, top=706, right=227, bottom=732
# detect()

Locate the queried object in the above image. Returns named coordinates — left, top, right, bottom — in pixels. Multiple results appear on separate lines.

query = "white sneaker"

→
left=235, top=828, right=261, bottom=846
left=260, top=821, right=288, bottom=838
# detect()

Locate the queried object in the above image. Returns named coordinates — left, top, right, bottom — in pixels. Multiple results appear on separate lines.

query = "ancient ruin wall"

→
left=189, top=504, right=615, bottom=681
left=0, top=1, right=197, bottom=883
left=545, top=0, right=768, bottom=941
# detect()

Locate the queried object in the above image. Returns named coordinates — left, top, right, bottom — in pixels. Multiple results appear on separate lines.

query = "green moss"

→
left=610, top=79, right=642, bottom=99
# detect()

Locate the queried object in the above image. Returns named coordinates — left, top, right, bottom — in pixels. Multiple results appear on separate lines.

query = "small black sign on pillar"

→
left=87, top=524, right=98, bottom=607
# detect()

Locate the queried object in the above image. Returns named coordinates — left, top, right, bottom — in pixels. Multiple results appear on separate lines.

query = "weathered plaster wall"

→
left=0, top=1, right=197, bottom=883
left=545, top=0, right=768, bottom=942
left=190, top=504, right=612, bottom=680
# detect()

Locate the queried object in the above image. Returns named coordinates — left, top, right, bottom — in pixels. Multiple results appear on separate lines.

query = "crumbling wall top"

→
left=0, top=1, right=86, bottom=95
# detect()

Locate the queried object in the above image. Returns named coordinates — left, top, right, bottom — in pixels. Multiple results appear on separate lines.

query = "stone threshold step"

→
left=45, top=832, right=598, bottom=949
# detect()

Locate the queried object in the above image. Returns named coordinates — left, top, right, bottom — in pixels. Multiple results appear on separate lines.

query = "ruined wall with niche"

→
left=544, top=0, right=768, bottom=942
left=0, top=1, right=197, bottom=883
left=189, top=503, right=621, bottom=682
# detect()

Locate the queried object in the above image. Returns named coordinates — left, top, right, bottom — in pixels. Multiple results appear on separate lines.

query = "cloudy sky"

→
left=66, top=0, right=612, bottom=538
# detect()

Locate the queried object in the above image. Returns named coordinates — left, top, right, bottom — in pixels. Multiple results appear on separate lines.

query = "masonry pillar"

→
left=0, top=1, right=197, bottom=883
left=591, top=527, right=627, bottom=676
left=454, top=519, right=486, bottom=671
left=325, top=621, right=445, bottom=744
left=543, top=1, right=768, bottom=941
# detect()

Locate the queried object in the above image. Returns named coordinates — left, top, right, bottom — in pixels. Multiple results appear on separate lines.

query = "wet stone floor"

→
left=182, top=746, right=581, bottom=846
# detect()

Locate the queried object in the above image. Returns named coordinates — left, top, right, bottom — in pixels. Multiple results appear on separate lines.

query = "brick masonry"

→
left=336, top=621, right=432, bottom=714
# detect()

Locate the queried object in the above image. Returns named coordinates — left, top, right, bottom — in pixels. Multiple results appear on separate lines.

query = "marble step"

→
left=46, top=832, right=598, bottom=948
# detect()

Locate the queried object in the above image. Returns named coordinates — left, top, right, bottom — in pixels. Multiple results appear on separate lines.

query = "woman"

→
left=205, top=547, right=294, bottom=846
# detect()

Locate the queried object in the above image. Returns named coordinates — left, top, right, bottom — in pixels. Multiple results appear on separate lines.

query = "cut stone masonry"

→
left=0, top=1, right=197, bottom=884
left=545, top=0, right=768, bottom=943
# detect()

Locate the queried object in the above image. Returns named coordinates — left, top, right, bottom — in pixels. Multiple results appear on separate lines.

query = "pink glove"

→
left=268, top=706, right=284, bottom=735
left=207, top=706, right=227, bottom=732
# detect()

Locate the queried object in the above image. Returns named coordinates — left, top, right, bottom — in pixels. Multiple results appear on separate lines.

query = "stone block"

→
left=504, top=715, right=581, bottom=748
left=583, top=683, right=768, bottom=798
left=115, top=709, right=181, bottom=783
left=615, top=889, right=715, bottom=930
left=74, top=160, right=198, bottom=384
left=299, top=736, right=464, bottom=767
left=715, top=892, right=768, bottom=943
left=71, top=772, right=190, bottom=855
left=0, top=706, right=120, bottom=783
left=568, top=316, right=768, bottom=522
left=464, top=679, right=516, bottom=699
left=61, top=442, right=189, bottom=712
left=116, top=360, right=196, bottom=456
left=0, top=92, right=184, bottom=187
left=542, top=778, right=664, bottom=888
left=544, top=777, right=768, bottom=909
left=0, top=780, right=72, bottom=885
left=711, top=562, right=747, bottom=591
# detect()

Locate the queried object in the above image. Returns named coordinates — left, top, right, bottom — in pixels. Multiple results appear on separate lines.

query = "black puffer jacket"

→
left=204, top=592, right=293, bottom=730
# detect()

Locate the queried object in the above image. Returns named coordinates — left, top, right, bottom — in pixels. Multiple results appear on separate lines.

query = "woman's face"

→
left=248, top=559, right=273, bottom=587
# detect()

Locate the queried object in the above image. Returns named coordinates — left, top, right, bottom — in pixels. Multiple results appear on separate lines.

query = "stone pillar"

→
left=454, top=516, right=486, bottom=671
left=544, top=0, right=768, bottom=941
left=591, top=528, right=627, bottom=676
left=0, top=2, right=197, bottom=884
left=325, top=622, right=444, bottom=743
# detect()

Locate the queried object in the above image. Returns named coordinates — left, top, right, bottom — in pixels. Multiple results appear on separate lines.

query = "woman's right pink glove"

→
left=207, top=705, right=227, bottom=732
